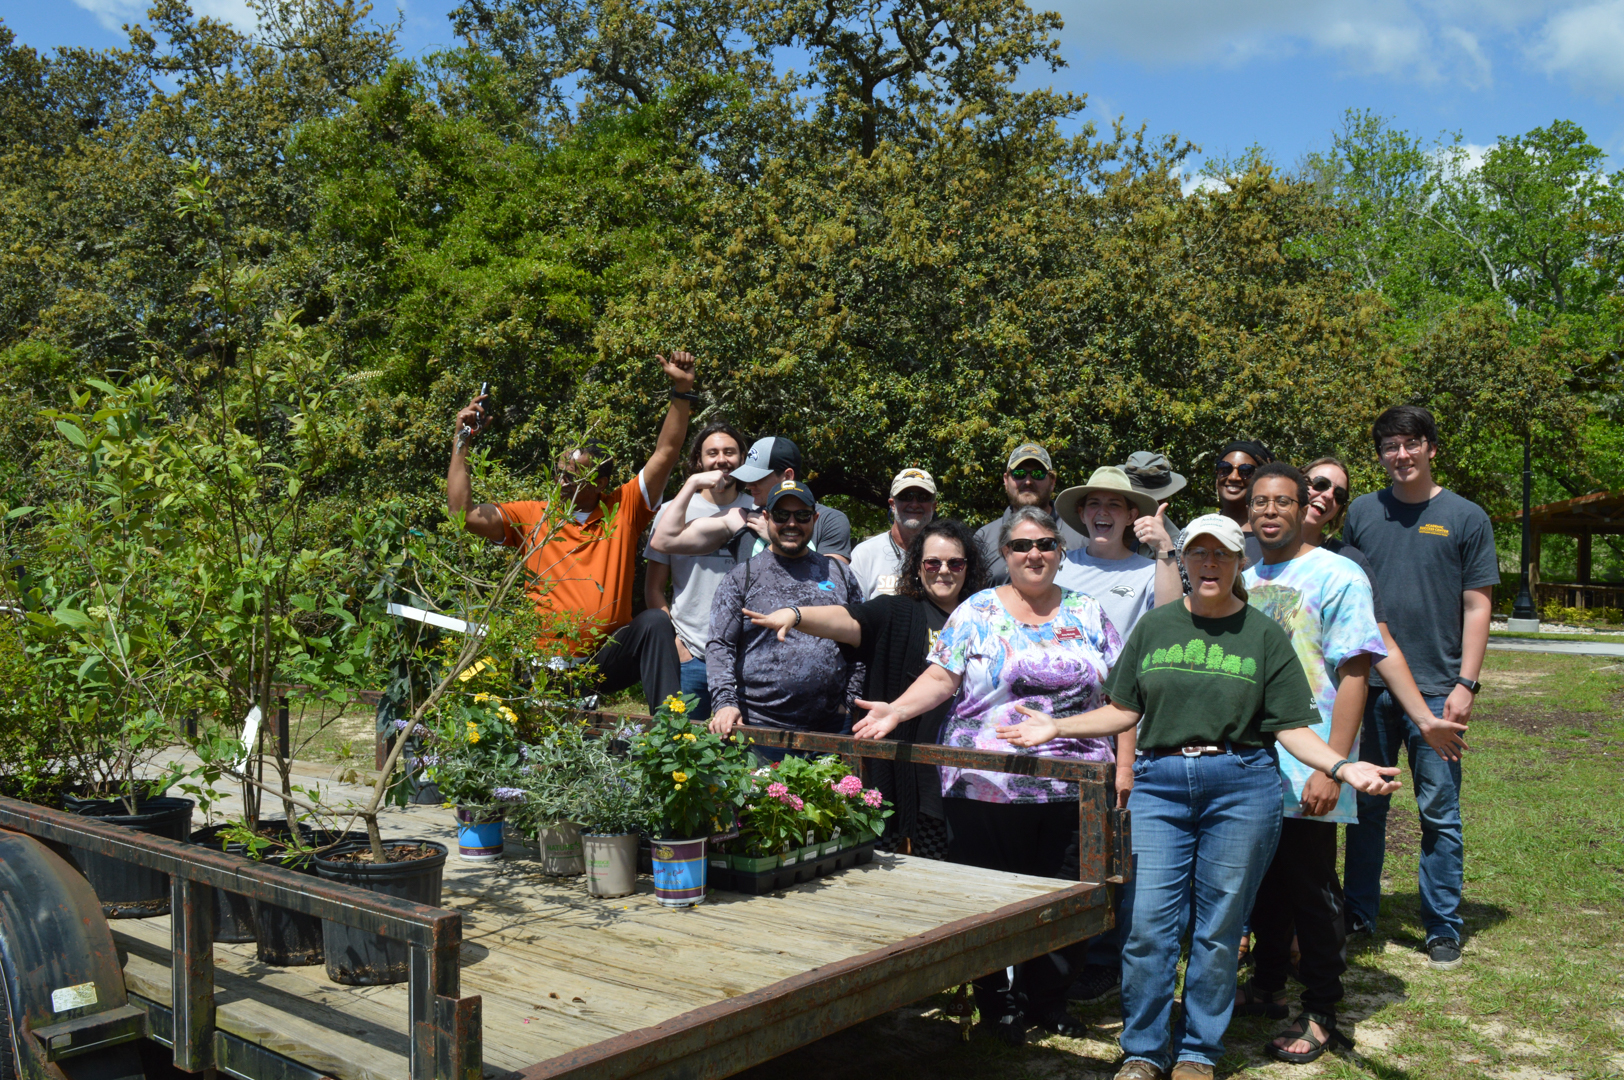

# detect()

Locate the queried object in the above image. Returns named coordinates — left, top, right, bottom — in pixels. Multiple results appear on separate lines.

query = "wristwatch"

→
left=1453, top=676, right=1481, bottom=694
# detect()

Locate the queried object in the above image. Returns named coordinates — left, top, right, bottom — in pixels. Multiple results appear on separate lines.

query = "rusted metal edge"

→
left=732, top=727, right=1114, bottom=783
left=0, top=801, right=457, bottom=946
left=131, top=991, right=340, bottom=1080
left=515, top=880, right=1113, bottom=1080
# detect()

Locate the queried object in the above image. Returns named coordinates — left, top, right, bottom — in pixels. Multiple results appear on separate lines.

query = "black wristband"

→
left=669, top=390, right=700, bottom=404
left=1329, top=759, right=1350, bottom=782
left=792, top=606, right=802, bottom=627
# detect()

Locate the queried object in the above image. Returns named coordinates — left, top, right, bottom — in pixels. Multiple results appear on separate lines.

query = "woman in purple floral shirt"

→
left=853, top=507, right=1120, bottom=1044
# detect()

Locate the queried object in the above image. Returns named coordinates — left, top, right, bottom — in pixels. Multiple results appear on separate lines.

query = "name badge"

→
left=1055, top=626, right=1082, bottom=641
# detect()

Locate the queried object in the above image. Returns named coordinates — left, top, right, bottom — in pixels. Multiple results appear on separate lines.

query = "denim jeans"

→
left=679, top=656, right=712, bottom=722
left=1120, top=747, right=1283, bottom=1071
left=1343, top=689, right=1464, bottom=942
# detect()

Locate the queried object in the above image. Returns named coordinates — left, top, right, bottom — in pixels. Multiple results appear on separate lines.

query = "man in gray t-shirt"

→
left=707, top=481, right=866, bottom=737
left=1341, top=406, right=1498, bottom=969
left=974, top=443, right=1085, bottom=586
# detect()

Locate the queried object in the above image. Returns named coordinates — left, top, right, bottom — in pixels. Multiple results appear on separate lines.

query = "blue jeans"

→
left=1344, top=690, right=1464, bottom=942
left=680, top=656, right=712, bottom=722
left=1120, top=747, right=1283, bottom=1072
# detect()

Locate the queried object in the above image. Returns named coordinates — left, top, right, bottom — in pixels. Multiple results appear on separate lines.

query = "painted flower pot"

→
left=650, top=837, right=707, bottom=907
left=582, top=833, right=638, bottom=898
left=455, top=807, right=504, bottom=862
left=538, top=821, right=585, bottom=876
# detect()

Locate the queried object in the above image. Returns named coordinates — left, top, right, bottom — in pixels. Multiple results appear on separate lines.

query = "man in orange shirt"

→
left=447, top=353, right=697, bottom=711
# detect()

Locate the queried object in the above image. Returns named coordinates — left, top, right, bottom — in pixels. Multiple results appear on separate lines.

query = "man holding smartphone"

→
left=446, top=353, right=697, bottom=712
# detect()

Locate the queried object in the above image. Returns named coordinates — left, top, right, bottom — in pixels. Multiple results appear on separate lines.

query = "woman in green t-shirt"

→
left=997, top=514, right=1401, bottom=1080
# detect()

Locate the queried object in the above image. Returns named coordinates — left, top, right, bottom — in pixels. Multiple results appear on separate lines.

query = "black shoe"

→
left=976, top=1008, right=1027, bottom=1047
left=1347, top=919, right=1376, bottom=941
left=1067, top=964, right=1122, bottom=1004
left=1030, top=1004, right=1089, bottom=1038
left=1425, top=937, right=1462, bottom=970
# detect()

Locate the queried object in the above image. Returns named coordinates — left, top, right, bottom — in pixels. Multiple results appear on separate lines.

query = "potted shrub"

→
left=629, top=694, right=751, bottom=907
left=520, top=721, right=651, bottom=891
left=421, top=688, right=526, bottom=862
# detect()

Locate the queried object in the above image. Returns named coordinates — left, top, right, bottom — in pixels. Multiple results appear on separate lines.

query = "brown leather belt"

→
left=1143, top=742, right=1229, bottom=758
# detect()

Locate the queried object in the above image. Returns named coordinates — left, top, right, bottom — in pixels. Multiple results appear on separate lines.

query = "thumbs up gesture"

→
left=1134, top=502, right=1175, bottom=557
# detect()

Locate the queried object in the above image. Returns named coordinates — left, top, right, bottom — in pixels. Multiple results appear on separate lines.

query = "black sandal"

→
left=1265, top=1010, right=1353, bottom=1064
left=1235, top=980, right=1289, bottom=1020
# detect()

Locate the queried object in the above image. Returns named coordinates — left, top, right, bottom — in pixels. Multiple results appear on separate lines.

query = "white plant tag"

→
left=235, top=705, right=262, bottom=771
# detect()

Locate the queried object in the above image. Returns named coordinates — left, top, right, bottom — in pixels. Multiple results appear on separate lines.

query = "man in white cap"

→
left=849, top=468, right=939, bottom=598
left=974, top=442, right=1085, bottom=587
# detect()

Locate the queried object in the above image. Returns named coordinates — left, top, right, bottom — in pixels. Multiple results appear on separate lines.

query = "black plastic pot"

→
left=72, top=797, right=194, bottom=918
left=250, top=827, right=361, bottom=967
left=188, top=825, right=260, bottom=943
left=313, top=839, right=447, bottom=986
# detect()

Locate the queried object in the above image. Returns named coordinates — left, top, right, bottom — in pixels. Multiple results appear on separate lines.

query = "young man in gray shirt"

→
left=1342, top=406, right=1498, bottom=972
left=706, top=481, right=866, bottom=738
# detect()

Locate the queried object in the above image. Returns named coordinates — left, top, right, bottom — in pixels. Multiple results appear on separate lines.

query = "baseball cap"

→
left=1179, top=513, right=1247, bottom=556
left=1006, top=443, right=1053, bottom=472
left=889, top=468, right=938, bottom=498
left=764, top=479, right=816, bottom=510
left=732, top=436, right=802, bottom=483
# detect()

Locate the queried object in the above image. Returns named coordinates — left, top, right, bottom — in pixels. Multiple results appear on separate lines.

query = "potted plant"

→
left=629, top=694, right=750, bottom=907
left=520, top=720, right=651, bottom=892
left=421, top=685, right=526, bottom=862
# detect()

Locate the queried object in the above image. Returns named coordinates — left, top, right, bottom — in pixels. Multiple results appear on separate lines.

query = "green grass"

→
left=736, top=650, right=1624, bottom=1079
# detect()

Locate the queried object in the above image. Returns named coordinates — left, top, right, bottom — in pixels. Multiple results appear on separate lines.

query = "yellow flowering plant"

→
left=629, top=692, right=752, bottom=840
left=418, top=686, right=526, bottom=821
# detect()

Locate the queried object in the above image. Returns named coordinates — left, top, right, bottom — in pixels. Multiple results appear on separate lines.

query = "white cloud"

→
left=70, top=0, right=257, bottom=34
left=1530, top=0, right=1624, bottom=96
left=1045, top=0, right=1623, bottom=92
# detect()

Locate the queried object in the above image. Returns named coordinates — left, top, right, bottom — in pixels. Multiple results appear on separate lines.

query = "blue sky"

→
left=9, top=0, right=1624, bottom=173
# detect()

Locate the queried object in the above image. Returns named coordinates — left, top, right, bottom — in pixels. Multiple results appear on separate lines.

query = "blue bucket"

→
left=456, top=818, right=505, bottom=862
left=651, top=837, right=707, bottom=906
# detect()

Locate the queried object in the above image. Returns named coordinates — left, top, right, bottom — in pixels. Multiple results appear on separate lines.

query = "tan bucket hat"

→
left=1055, top=466, right=1159, bottom=534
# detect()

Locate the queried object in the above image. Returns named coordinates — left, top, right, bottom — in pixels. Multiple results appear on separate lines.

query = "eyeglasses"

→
left=921, top=557, right=968, bottom=573
left=1006, top=537, right=1060, bottom=553
left=1378, top=437, right=1427, bottom=458
left=770, top=509, right=815, bottom=525
left=1214, top=461, right=1257, bottom=480
left=1309, top=476, right=1349, bottom=503
left=1009, top=467, right=1048, bottom=481
left=1185, top=546, right=1239, bottom=563
left=1249, top=495, right=1299, bottom=511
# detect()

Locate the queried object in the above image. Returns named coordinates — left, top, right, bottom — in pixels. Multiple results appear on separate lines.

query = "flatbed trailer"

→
left=0, top=728, right=1128, bottom=1080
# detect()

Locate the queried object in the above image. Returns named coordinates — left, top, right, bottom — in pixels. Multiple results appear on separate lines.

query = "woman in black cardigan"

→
left=743, top=518, right=987, bottom=858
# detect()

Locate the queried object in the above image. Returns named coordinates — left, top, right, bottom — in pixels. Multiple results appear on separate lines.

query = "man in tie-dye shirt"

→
left=1240, top=463, right=1386, bottom=1063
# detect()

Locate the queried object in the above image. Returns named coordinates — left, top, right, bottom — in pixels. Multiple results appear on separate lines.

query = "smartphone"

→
left=457, top=382, right=491, bottom=451
left=474, top=381, right=491, bottom=421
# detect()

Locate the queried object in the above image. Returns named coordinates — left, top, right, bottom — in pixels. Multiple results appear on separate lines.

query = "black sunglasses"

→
left=1009, top=466, right=1048, bottom=481
left=921, top=557, right=968, bottom=573
left=1309, top=476, right=1350, bottom=504
left=1006, top=537, right=1060, bottom=553
left=1214, top=461, right=1257, bottom=480
left=770, top=509, right=815, bottom=525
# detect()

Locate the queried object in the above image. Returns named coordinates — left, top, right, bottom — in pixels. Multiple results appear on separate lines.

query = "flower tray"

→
left=712, top=841, right=877, bottom=895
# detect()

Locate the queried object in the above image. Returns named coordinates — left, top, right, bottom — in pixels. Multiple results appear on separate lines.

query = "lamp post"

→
left=1508, top=433, right=1540, bottom=632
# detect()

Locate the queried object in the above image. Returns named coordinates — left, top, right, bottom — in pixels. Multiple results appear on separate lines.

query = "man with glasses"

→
left=850, top=468, right=939, bottom=598
left=1238, top=462, right=1386, bottom=1063
left=446, top=352, right=696, bottom=712
left=974, top=443, right=1085, bottom=587
left=648, top=435, right=853, bottom=563
left=1341, top=407, right=1497, bottom=972
left=706, top=481, right=866, bottom=741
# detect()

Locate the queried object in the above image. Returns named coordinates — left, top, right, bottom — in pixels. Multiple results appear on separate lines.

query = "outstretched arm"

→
left=446, top=392, right=506, bottom=543
left=997, top=701, right=1141, bottom=746
left=851, top=664, right=961, bottom=740
left=638, top=352, right=696, bottom=503
left=744, top=606, right=862, bottom=646
left=1276, top=725, right=1401, bottom=796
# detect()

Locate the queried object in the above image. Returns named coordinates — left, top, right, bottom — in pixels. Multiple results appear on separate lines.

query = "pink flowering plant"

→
left=735, top=769, right=810, bottom=858
left=773, top=755, right=892, bottom=843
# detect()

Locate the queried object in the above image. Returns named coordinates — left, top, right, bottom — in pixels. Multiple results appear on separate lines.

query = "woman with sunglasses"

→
left=743, top=519, right=988, bottom=860
left=996, top=514, right=1402, bottom=1080
left=848, top=507, right=1121, bottom=1044
left=1214, top=440, right=1273, bottom=568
